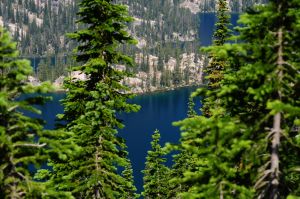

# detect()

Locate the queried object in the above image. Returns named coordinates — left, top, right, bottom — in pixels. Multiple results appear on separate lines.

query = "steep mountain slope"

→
left=180, top=0, right=268, bottom=13
left=0, top=0, right=260, bottom=92
left=0, top=0, right=261, bottom=55
left=119, top=0, right=203, bottom=92
left=0, top=0, right=77, bottom=55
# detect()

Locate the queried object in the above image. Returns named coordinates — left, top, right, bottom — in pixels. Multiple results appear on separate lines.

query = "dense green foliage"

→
left=1, top=0, right=299, bottom=198
left=142, top=130, right=169, bottom=198
left=0, top=26, right=48, bottom=198
left=0, top=27, right=74, bottom=198
left=166, top=1, right=231, bottom=198
left=121, top=158, right=139, bottom=199
left=48, top=0, right=140, bottom=198
left=201, top=0, right=231, bottom=117
left=170, top=0, right=300, bottom=198
left=205, top=0, right=230, bottom=89
left=187, top=96, right=197, bottom=118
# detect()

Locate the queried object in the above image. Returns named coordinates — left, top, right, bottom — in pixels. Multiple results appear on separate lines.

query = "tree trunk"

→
left=269, top=26, right=283, bottom=199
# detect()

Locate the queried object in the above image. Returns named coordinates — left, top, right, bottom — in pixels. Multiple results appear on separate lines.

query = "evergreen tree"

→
left=0, top=27, right=66, bottom=198
left=0, top=26, right=47, bottom=198
left=166, top=1, right=230, bottom=196
left=218, top=1, right=300, bottom=197
left=49, top=0, right=139, bottom=198
left=206, top=0, right=230, bottom=88
left=202, top=0, right=231, bottom=116
left=167, top=150, right=196, bottom=199
left=142, top=130, right=169, bottom=198
left=166, top=95, right=197, bottom=198
left=121, top=159, right=139, bottom=199
left=187, top=96, right=197, bottom=118
left=174, top=0, right=300, bottom=198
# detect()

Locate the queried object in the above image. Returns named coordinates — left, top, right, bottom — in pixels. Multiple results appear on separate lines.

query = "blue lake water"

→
left=199, top=13, right=240, bottom=46
left=28, top=86, right=201, bottom=193
left=24, top=12, right=241, bottom=194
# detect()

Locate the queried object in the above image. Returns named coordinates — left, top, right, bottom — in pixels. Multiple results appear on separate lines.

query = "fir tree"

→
left=0, top=26, right=46, bottom=198
left=167, top=150, right=196, bottom=199
left=0, top=27, right=58, bottom=198
left=206, top=0, right=230, bottom=89
left=217, top=1, right=300, bottom=197
left=187, top=96, right=197, bottom=118
left=166, top=2, right=231, bottom=197
left=202, top=0, right=231, bottom=116
left=121, top=159, right=139, bottom=199
left=142, top=130, right=169, bottom=199
left=49, top=0, right=139, bottom=198
left=166, top=96, right=197, bottom=198
left=174, top=0, right=300, bottom=198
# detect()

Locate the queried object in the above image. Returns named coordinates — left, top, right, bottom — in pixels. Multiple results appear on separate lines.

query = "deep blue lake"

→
left=25, top=12, right=241, bottom=194
left=199, top=13, right=239, bottom=46
left=29, top=86, right=201, bottom=193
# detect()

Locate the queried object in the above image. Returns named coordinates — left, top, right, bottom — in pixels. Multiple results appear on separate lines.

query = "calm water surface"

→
left=199, top=13, right=240, bottom=46
left=30, top=86, right=201, bottom=193
left=26, top=12, right=241, bottom=194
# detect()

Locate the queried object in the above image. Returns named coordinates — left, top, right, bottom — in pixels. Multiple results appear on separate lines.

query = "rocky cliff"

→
left=180, top=0, right=267, bottom=13
left=2, top=0, right=260, bottom=93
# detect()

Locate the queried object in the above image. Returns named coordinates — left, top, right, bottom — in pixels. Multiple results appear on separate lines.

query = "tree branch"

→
left=14, top=143, right=47, bottom=148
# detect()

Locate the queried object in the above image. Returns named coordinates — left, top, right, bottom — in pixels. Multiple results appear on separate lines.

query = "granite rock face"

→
left=180, top=0, right=267, bottom=13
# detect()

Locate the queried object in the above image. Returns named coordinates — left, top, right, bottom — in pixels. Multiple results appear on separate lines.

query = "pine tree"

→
left=187, top=96, right=197, bottom=118
left=0, top=26, right=43, bottom=198
left=166, top=1, right=231, bottom=197
left=167, top=150, right=197, bottom=199
left=174, top=0, right=300, bottom=198
left=206, top=0, right=230, bottom=89
left=217, top=1, right=300, bottom=197
left=0, top=26, right=47, bottom=198
left=49, top=0, right=140, bottom=198
left=121, top=159, right=139, bottom=199
left=0, top=27, right=54, bottom=198
left=142, top=130, right=169, bottom=198
left=201, top=0, right=231, bottom=116
left=166, top=95, right=197, bottom=198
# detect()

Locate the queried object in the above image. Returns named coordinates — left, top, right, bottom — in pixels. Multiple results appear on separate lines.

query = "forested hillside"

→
left=0, top=0, right=260, bottom=92
left=1, top=0, right=299, bottom=198
left=0, top=0, right=261, bottom=55
left=180, top=0, right=268, bottom=13
left=120, top=0, right=203, bottom=92
left=0, top=0, right=77, bottom=55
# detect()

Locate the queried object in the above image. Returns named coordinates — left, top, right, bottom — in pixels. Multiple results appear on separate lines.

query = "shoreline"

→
left=50, top=83, right=202, bottom=95
left=133, top=84, right=201, bottom=96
